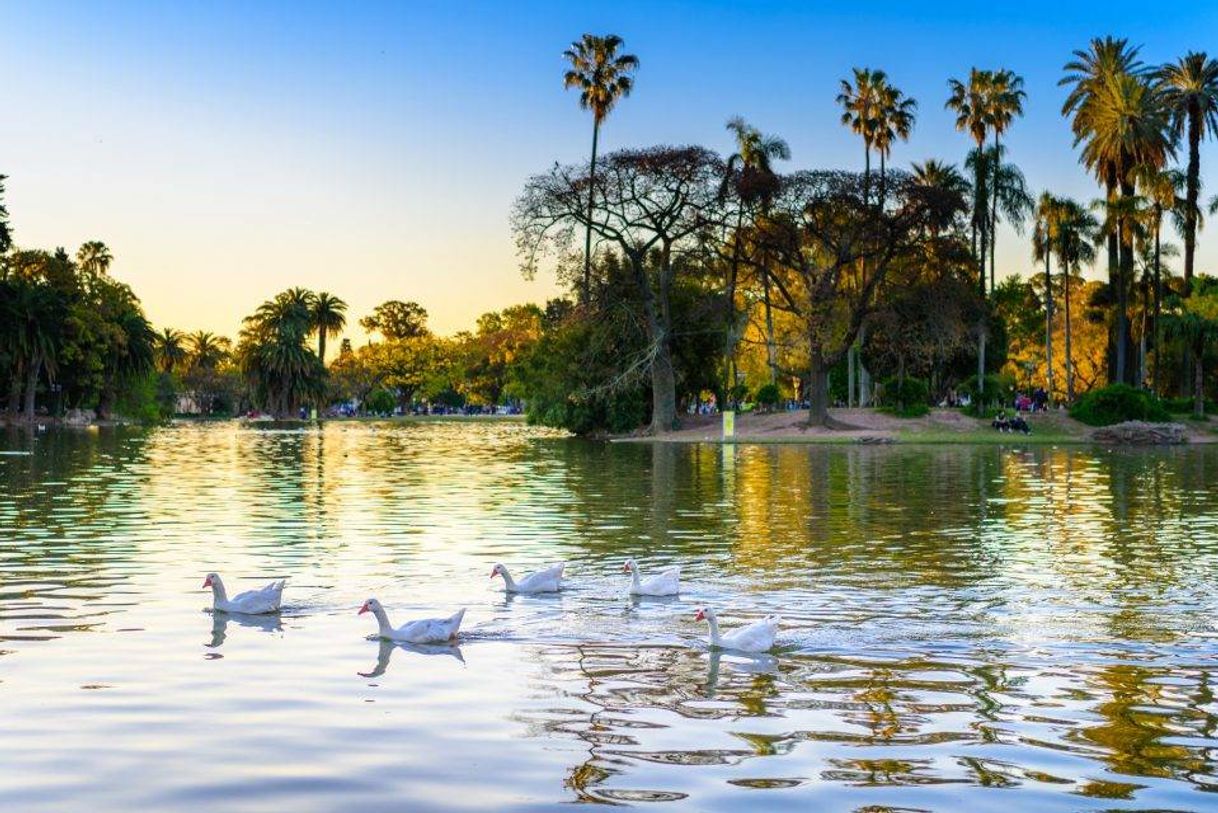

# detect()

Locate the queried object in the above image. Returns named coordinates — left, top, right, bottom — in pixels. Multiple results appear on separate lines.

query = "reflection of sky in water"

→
left=0, top=422, right=1216, bottom=811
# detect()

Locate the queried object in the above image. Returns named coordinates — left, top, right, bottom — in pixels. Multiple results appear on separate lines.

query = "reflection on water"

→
left=1, top=421, right=1217, bottom=811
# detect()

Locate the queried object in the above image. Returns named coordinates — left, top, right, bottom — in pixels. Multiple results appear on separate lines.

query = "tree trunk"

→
left=650, top=336, right=678, bottom=434
left=858, top=325, right=870, bottom=407
left=22, top=351, right=42, bottom=418
left=1064, top=268, right=1075, bottom=402
left=1183, top=111, right=1199, bottom=296
left=7, top=364, right=22, bottom=415
left=847, top=345, right=856, bottom=408
left=582, top=120, right=601, bottom=304
left=1194, top=349, right=1205, bottom=419
left=1117, top=179, right=1135, bottom=385
left=977, top=330, right=986, bottom=407
left=806, top=353, right=830, bottom=427
left=1105, top=173, right=1119, bottom=383
left=1044, top=249, right=1053, bottom=398
left=1153, top=219, right=1163, bottom=395
left=762, top=253, right=777, bottom=385
left=722, top=209, right=745, bottom=398
left=990, top=133, right=1000, bottom=293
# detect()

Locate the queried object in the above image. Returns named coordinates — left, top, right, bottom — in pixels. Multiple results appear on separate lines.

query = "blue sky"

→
left=2, top=1, right=1215, bottom=337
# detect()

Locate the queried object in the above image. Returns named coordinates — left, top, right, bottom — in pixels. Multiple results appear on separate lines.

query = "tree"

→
left=514, top=145, right=723, bottom=433
left=872, top=80, right=917, bottom=206
left=1061, top=37, right=1170, bottom=386
left=837, top=68, right=888, bottom=206
left=1032, top=193, right=1061, bottom=397
left=722, top=116, right=790, bottom=387
left=359, top=300, right=429, bottom=341
left=985, top=69, right=1026, bottom=290
left=1166, top=282, right=1218, bottom=417
left=310, top=291, right=347, bottom=365
left=1138, top=167, right=1185, bottom=390
left=1157, top=52, right=1218, bottom=295
left=75, top=240, right=113, bottom=279
left=946, top=68, right=995, bottom=402
left=0, top=175, right=12, bottom=255
left=562, top=34, right=639, bottom=302
left=237, top=289, right=324, bottom=417
left=155, top=327, right=187, bottom=373
left=760, top=170, right=958, bottom=425
left=1054, top=198, right=1099, bottom=401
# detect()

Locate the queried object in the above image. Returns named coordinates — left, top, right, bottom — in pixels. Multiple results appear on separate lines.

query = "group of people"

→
left=991, top=409, right=1032, bottom=435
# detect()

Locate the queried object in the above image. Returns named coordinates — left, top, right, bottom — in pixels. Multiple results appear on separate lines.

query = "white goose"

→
left=695, top=607, right=780, bottom=653
left=358, top=598, right=465, bottom=644
left=490, top=562, right=564, bottom=594
left=203, top=572, right=285, bottom=614
left=623, top=558, right=680, bottom=596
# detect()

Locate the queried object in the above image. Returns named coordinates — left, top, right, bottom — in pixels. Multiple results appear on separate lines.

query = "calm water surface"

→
left=1, top=420, right=1217, bottom=812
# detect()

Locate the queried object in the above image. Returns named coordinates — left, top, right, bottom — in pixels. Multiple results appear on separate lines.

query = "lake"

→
left=1, top=420, right=1216, bottom=811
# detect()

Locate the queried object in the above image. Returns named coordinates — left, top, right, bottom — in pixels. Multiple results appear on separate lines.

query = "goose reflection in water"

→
left=206, top=610, right=283, bottom=648
left=359, top=637, right=466, bottom=677
left=702, top=649, right=779, bottom=698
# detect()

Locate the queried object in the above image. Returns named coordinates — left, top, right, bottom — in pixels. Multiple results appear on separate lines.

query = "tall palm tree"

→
left=838, top=67, right=888, bottom=206
left=1032, top=193, right=1061, bottom=397
left=722, top=117, right=790, bottom=388
left=947, top=68, right=995, bottom=296
left=871, top=81, right=917, bottom=205
left=911, top=159, right=970, bottom=237
left=75, top=241, right=113, bottom=279
left=155, top=327, right=187, bottom=374
left=187, top=331, right=230, bottom=370
left=985, top=69, right=1026, bottom=290
left=1063, top=39, right=1172, bottom=385
left=1157, top=52, right=1218, bottom=295
left=1054, top=198, right=1099, bottom=401
left=310, top=291, right=347, bottom=366
left=1138, top=167, right=1184, bottom=391
left=562, top=34, right=639, bottom=303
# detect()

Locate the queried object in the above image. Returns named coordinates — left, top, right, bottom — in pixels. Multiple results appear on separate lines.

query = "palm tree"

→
left=155, top=327, right=187, bottom=373
left=911, top=159, right=970, bottom=237
left=310, top=291, right=347, bottom=366
left=1054, top=198, right=1099, bottom=401
left=1156, top=53, right=1218, bottom=295
left=1138, top=167, right=1185, bottom=391
left=1166, top=285, right=1218, bottom=417
left=722, top=117, right=790, bottom=388
left=187, top=331, right=230, bottom=370
left=947, top=68, right=995, bottom=295
left=871, top=80, right=917, bottom=205
left=985, top=69, right=1026, bottom=290
left=838, top=68, right=888, bottom=206
left=1032, top=193, right=1061, bottom=397
left=562, top=34, right=639, bottom=302
left=75, top=241, right=113, bottom=280
left=1064, top=39, right=1172, bottom=385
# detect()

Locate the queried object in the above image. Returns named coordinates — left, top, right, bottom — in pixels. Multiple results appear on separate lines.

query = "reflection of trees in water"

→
left=0, top=427, right=149, bottom=634
left=1072, top=662, right=1213, bottom=788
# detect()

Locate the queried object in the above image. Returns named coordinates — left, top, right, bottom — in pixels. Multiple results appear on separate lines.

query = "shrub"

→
left=1163, top=396, right=1216, bottom=415
left=364, top=388, right=395, bottom=415
left=960, top=373, right=1014, bottom=415
left=879, top=376, right=929, bottom=417
left=754, top=383, right=781, bottom=411
left=1069, top=384, right=1171, bottom=426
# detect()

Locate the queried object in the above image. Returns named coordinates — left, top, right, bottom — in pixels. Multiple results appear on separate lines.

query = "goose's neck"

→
left=705, top=614, right=722, bottom=646
left=210, top=579, right=228, bottom=605
left=499, top=568, right=517, bottom=590
left=372, top=606, right=394, bottom=638
left=629, top=567, right=641, bottom=590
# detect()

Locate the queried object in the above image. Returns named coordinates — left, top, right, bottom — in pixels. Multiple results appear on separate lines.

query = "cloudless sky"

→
left=2, top=1, right=1216, bottom=339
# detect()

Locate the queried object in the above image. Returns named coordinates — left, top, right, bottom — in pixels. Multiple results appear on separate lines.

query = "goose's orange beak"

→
left=202, top=576, right=213, bottom=589
left=489, top=569, right=497, bottom=579
left=694, top=609, right=706, bottom=622
left=357, top=602, right=369, bottom=615
left=622, top=563, right=631, bottom=572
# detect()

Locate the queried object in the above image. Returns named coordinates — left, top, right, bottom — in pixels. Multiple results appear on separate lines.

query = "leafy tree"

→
left=1166, top=280, right=1218, bottom=417
left=359, top=300, right=429, bottom=341
left=310, top=291, right=347, bottom=365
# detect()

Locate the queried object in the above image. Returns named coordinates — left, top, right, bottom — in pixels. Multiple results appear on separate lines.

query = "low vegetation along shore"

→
left=620, top=408, right=1218, bottom=445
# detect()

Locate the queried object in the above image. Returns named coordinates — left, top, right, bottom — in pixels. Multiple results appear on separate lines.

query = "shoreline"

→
left=611, top=407, right=1218, bottom=446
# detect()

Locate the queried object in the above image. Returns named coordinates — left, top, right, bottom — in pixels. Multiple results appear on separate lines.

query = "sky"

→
left=2, top=1, right=1216, bottom=341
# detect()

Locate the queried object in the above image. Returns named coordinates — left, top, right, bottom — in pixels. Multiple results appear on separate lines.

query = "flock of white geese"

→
left=201, top=560, right=782, bottom=653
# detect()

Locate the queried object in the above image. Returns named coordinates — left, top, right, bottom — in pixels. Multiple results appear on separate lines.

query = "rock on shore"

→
left=1090, top=421, right=1187, bottom=445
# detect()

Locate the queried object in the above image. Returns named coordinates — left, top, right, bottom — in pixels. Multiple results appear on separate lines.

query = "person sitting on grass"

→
left=1009, top=414, right=1031, bottom=435
left=991, top=409, right=1010, bottom=432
